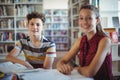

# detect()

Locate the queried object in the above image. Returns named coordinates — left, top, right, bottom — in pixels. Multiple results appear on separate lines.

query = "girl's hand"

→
left=57, top=64, right=73, bottom=75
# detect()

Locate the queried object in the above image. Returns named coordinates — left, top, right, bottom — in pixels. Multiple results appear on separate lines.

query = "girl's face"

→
left=78, top=9, right=98, bottom=34
left=28, top=18, right=43, bottom=37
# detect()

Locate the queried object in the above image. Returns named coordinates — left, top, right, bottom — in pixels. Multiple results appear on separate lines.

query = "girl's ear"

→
left=96, top=18, right=100, bottom=25
left=26, top=20, right=29, bottom=28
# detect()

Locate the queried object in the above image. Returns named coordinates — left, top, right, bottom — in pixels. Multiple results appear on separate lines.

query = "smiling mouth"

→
left=32, top=30, right=39, bottom=33
left=82, top=26, right=88, bottom=29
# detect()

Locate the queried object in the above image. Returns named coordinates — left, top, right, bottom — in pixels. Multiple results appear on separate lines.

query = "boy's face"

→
left=28, top=18, right=43, bottom=37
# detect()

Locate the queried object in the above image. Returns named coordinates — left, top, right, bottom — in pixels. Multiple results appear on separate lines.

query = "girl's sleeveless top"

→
left=78, top=32, right=113, bottom=80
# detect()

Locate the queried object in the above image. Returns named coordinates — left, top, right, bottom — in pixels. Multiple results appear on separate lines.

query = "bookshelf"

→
left=68, top=0, right=120, bottom=76
left=99, top=0, right=120, bottom=76
left=68, top=0, right=87, bottom=45
left=44, top=9, right=70, bottom=51
left=0, top=0, right=43, bottom=56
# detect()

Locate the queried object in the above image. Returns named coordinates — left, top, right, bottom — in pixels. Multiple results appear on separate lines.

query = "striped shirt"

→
left=15, top=36, right=56, bottom=67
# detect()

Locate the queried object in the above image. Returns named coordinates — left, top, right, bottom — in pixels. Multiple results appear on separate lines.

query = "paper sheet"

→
left=17, top=69, right=72, bottom=80
left=17, top=69, right=93, bottom=80
left=69, top=69, right=93, bottom=80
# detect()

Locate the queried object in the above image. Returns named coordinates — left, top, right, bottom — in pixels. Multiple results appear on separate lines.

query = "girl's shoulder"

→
left=99, top=36, right=111, bottom=47
left=76, top=37, right=82, bottom=43
left=73, top=37, right=82, bottom=48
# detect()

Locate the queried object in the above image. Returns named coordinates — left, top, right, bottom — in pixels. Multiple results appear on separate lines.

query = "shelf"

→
left=114, top=42, right=120, bottom=45
left=16, top=28, right=28, bottom=31
left=0, top=3, right=14, bottom=5
left=44, top=9, right=69, bottom=51
left=0, top=16, right=14, bottom=18
left=0, top=29, right=14, bottom=31
left=100, top=10, right=120, bottom=13
left=112, top=61, right=120, bottom=76
left=0, top=54, right=8, bottom=56
left=0, top=54, right=7, bottom=60
left=72, top=1, right=79, bottom=6
left=112, top=56, right=120, bottom=61
left=113, top=71, right=120, bottom=76
left=15, top=2, right=43, bottom=5
left=0, top=41, right=15, bottom=43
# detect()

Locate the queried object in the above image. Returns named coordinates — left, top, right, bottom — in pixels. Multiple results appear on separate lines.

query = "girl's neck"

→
left=86, top=30, right=96, bottom=40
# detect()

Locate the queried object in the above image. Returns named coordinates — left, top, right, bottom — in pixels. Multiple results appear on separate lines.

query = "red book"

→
left=110, top=32, right=118, bottom=43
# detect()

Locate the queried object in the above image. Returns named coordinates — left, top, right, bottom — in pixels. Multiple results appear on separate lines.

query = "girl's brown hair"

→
left=79, top=4, right=106, bottom=36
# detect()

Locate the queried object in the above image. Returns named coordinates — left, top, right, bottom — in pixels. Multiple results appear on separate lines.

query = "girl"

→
left=56, top=4, right=113, bottom=80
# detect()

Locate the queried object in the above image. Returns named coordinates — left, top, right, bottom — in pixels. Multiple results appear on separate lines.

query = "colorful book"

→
left=110, top=32, right=118, bottom=43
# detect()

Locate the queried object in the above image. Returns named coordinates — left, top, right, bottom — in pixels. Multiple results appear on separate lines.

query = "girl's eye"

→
left=79, top=17, right=83, bottom=20
left=30, top=23, right=34, bottom=26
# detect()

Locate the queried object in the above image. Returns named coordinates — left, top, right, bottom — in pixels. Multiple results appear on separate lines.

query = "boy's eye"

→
left=88, top=17, right=92, bottom=20
left=37, top=23, right=40, bottom=26
left=79, top=17, right=92, bottom=20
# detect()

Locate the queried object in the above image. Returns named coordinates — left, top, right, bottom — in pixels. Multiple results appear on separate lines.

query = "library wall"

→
left=99, top=0, right=118, bottom=28
left=43, top=0, right=68, bottom=9
left=99, top=0, right=120, bottom=76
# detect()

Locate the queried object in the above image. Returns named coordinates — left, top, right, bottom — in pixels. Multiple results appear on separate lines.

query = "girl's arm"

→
left=56, top=38, right=81, bottom=74
left=76, top=37, right=111, bottom=77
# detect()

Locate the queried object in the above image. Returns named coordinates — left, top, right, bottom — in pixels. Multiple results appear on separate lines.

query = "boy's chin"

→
left=34, top=35, right=41, bottom=39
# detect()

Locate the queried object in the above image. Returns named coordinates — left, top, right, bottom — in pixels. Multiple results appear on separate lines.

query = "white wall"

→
left=43, top=0, right=68, bottom=9
left=99, top=0, right=118, bottom=11
left=99, top=0, right=119, bottom=28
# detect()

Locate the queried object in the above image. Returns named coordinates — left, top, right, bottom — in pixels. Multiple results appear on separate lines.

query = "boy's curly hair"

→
left=26, top=12, right=45, bottom=23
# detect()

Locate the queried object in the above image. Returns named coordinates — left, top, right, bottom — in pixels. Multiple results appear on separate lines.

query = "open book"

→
left=0, top=62, right=93, bottom=80
left=0, top=62, right=27, bottom=73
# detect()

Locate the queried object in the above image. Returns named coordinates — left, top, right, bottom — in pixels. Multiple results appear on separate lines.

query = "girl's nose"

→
left=34, top=25, right=38, bottom=29
left=82, top=18, right=88, bottom=23
left=84, top=18, right=88, bottom=22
